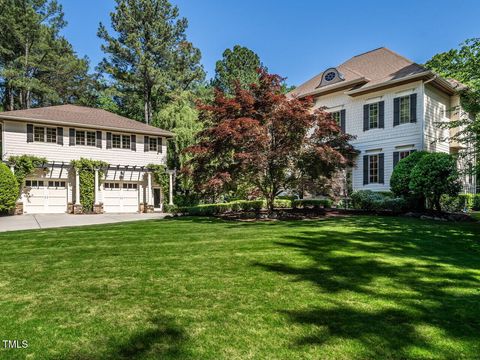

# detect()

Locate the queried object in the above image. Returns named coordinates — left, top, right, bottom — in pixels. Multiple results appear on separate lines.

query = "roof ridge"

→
left=352, top=46, right=386, bottom=58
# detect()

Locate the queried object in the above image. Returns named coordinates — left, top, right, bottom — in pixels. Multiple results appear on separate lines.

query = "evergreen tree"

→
left=212, top=45, right=261, bottom=94
left=0, top=0, right=92, bottom=109
left=97, top=0, right=205, bottom=124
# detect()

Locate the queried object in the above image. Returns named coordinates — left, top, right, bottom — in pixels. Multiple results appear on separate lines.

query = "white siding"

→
left=2, top=120, right=167, bottom=167
left=423, top=85, right=450, bottom=153
left=313, top=81, right=423, bottom=191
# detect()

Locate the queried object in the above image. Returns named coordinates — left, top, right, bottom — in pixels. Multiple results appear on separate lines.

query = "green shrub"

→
left=0, top=163, right=18, bottom=214
left=440, top=194, right=474, bottom=213
left=178, top=200, right=265, bottom=216
left=390, top=151, right=428, bottom=197
left=292, top=199, right=332, bottom=209
left=351, top=190, right=406, bottom=212
left=71, top=159, right=108, bottom=213
left=351, top=190, right=384, bottom=211
left=273, top=199, right=292, bottom=208
left=409, top=153, right=462, bottom=211
left=473, top=195, right=480, bottom=211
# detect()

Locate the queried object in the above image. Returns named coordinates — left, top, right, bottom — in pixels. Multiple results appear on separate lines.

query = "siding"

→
left=423, top=85, right=450, bottom=153
left=3, top=120, right=167, bottom=167
left=313, top=81, right=423, bottom=191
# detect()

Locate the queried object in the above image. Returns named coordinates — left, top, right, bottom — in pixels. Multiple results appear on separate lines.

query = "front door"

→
left=153, top=188, right=161, bottom=209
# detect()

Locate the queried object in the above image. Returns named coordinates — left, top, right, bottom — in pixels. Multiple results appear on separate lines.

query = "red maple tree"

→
left=184, top=69, right=357, bottom=210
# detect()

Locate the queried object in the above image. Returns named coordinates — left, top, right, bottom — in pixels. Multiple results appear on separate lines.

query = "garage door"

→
left=23, top=180, right=68, bottom=214
left=102, top=182, right=140, bottom=213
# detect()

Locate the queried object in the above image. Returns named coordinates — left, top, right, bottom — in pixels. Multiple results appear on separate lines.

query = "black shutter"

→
left=363, top=155, right=369, bottom=185
left=393, top=151, right=399, bottom=168
left=144, top=136, right=149, bottom=152
left=410, top=93, right=417, bottom=123
left=393, top=98, right=400, bottom=126
left=158, top=137, right=162, bottom=153
left=27, top=124, right=34, bottom=142
left=379, top=101, right=385, bottom=128
left=69, top=128, right=75, bottom=146
left=131, top=134, right=136, bottom=151
left=379, top=153, right=385, bottom=184
left=57, top=127, right=63, bottom=145
left=106, top=132, right=112, bottom=149
left=340, top=109, right=346, bottom=133
left=363, top=104, right=369, bottom=131
left=96, top=131, right=102, bottom=148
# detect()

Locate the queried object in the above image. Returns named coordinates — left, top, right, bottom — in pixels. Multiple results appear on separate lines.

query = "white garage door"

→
left=102, top=182, right=140, bottom=213
left=23, top=180, right=68, bottom=214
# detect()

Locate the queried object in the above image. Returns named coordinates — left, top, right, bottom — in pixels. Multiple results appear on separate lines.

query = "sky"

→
left=60, top=0, right=480, bottom=86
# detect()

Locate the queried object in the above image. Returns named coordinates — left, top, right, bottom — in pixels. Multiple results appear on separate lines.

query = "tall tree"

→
left=97, top=0, right=205, bottom=124
left=185, top=69, right=356, bottom=210
left=212, top=45, right=261, bottom=94
left=425, top=38, right=480, bottom=183
left=0, top=0, right=91, bottom=110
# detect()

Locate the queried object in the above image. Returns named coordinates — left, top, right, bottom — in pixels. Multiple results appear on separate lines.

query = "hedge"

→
left=292, top=199, right=332, bottom=209
left=0, top=163, right=18, bottom=214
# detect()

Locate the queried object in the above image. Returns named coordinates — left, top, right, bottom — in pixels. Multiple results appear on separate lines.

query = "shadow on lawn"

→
left=59, top=315, right=188, bottom=360
left=255, top=217, right=480, bottom=358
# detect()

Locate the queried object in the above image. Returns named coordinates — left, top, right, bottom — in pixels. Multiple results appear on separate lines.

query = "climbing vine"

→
left=71, top=158, right=108, bottom=213
left=147, top=164, right=169, bottom=203
left=8, top=155, right=48, bottom=195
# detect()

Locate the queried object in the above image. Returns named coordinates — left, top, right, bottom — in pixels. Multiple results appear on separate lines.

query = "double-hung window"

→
left=34, top=126, right=56, bottom=143
left=76, top=130, right=96, bottom=146
left=149, top=137, right=158, bottom=152
left=331, top=111, right=341, bottom=124
left=34, top=127, right=45, bottom=142
left=112, top=134, right=130, bottom=149
left=121, top=135, right=131, bottom=149
left=399, top=96, right=411, bottom=124
left=368, top=103, right=379, bottom=129
left=369, top=155, right=379, bottom=184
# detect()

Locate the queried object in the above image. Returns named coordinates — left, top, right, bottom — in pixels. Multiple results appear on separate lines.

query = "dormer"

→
left=318, top=67, right=345, bottom=88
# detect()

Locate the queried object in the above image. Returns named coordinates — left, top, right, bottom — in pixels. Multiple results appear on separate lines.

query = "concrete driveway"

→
left=0, top=213, right=167, bottom=233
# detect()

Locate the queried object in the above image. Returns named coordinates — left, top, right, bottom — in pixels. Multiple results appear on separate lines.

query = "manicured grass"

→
left=0, top=216, right=479, bottom=359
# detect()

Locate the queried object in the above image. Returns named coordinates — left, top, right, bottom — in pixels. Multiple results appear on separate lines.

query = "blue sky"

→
left=60, top=0, right=479, bottom=86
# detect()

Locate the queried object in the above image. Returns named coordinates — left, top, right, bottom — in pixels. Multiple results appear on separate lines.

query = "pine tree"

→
left=97, top=0, right=205, bottom=124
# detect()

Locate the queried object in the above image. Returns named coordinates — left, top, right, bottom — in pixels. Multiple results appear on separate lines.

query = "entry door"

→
left=153, top=188, right=161, bottom=209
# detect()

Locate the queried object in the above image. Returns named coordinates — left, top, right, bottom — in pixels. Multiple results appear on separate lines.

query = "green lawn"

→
left=0, top=216, right=479, bottom=359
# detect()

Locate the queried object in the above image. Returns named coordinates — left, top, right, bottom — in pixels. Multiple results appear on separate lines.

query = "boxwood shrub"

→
left=440, top=194, right=475, bottom=213
left=350, top=190, right=406, bottom=212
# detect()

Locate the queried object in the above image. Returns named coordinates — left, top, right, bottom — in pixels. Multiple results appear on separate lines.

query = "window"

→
left=122, top=135, right=131, bottom=149
left=34, top=127, right=45, bottom=142
left=25, top=180, right=45, bottom=188
left=76, top=131, right=85, bottom=146
left=368, top=103, right=379, bottom=129
left=369, top=155, right=379, bottom=184
left=399, top=96, right=410, bottom=124
left=112, top=134, right=130, bottom=149
left=331, top=111, right=341, bottom=124
left=149, top=137, right=158, bottom=152
left=399, top=150, right=411, bottom=161
left=112, top=134, right=121, bottom=148
left=46, top=128, right=57, bottom=143
left=104, top=182, right=120, bottom=189
left=86, top=131, right=96, bottom=147
left=325, top=71, right=336, bottom=81
left=122, top=183, right=138, bottom=190
left=75, top=131, right=96, bottom=146
left=48, top=181, right=66, bottom=188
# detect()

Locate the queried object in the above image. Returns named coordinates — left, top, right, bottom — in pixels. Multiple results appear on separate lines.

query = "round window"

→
left=325, top=71, right=336, bottom=81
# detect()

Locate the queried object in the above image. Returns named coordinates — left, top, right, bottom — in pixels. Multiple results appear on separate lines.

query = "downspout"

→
left=421, top=75, right=438, bottom=151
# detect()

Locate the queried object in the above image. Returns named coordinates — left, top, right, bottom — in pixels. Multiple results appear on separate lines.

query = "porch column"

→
left=168, top=171, right=174, bottom=206
left=75, top=170, right=80, bottom=205
left=10, top=165, right=14, bottom=174
left=94, top=168, right=99, bottom=205
left=147, top=172, right=153, bottom=205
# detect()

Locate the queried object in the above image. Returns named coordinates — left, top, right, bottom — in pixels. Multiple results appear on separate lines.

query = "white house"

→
left=290, top=47, right=476, bottom=194
left=0, top=105, right=175, bottom=214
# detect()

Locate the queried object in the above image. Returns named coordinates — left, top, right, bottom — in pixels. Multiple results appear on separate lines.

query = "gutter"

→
left=0, top=115, right=175, bottom=138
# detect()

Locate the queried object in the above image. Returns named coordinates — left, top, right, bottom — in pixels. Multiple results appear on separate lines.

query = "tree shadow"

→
left=254, top=216, right=480, bottom=357
left=57, top=315, right=188, bottom=360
